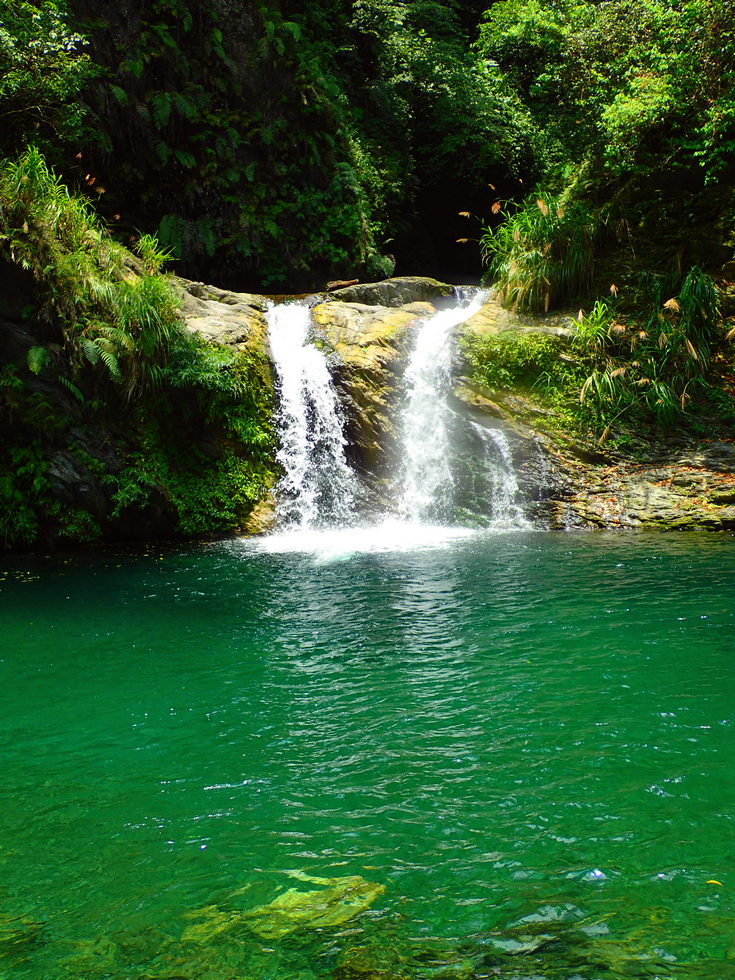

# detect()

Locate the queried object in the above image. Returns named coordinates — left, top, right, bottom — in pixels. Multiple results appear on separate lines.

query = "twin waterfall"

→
left=267, top=293, right=528, bottom=533
left=267, top=303, right=357, bottom=528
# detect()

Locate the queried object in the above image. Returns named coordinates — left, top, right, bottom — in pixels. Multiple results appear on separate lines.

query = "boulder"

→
left=458, top=292, right=576, bottom=340
left=325, top=276, right=454, bottom=308
left=310, top=300, right=435, bottom=471
left=179, top=280, right=268, bottom=355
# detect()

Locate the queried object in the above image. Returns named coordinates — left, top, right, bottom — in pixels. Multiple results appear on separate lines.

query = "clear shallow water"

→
left=2, top=530, right=735, bottom=979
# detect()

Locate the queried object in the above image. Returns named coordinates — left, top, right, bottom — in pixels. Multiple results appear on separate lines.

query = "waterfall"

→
left=470, top=422, right=530, bottom=529
left=265, top=289, right=532, bottom=546
left=267, top=301, right=357, bottom=528
left=398, top=291, right=487, bottom=524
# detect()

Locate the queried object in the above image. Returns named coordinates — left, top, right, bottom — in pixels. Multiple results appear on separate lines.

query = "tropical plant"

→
left=0, top=0, right=95, bottom=155
left=0, top=147, right=182, bottom=397
left=481, top=193, right=597, bottom=312
left=576, top=267, right=723, bottom=435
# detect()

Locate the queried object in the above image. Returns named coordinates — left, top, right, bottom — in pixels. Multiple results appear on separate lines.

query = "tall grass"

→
left=576, top=266, right=722, bottom=436
left=0, top=147, right=181, bottom=397
left=481, top=193, right=597, bottom=313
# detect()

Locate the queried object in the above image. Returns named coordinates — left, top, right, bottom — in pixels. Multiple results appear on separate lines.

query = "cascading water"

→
left=398, top=291, right=487, bottom=524
left=470, top=422, right=529, bottom=528
left=267, top=301, right=357, bottom=528
left=265, top=289, right=533, bottom=550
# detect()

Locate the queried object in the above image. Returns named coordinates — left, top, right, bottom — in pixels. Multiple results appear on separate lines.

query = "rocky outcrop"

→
left=180, top=276, right=735, bottom=534
left=551, top=441, right=735, bottom=530
left=310, top=299, right=436, bottom=473
left=180, top=280, right=268, bottom=354
left=325, top=276, right=454, bottom=308
left=452, top=379, right=735, bottom=532
left=458, top=292, right=576, bottom=340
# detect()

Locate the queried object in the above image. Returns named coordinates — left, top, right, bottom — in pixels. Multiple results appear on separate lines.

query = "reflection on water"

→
left=1, top=531, right=735, bottom=978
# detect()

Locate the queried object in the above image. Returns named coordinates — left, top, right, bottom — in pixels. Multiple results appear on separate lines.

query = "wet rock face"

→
left=45, top=432, right=179, bottom=542
left=454, top=297, right=735, bottom=532
left=556, top=443, right=735, bottom=531
left=450, top=386, right=735, bottom=532
left=310, top=300, right=436, bottom=475
left=458, top=291, right=576, bottom=340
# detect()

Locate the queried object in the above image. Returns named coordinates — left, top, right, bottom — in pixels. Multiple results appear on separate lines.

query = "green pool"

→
left=2, top=529, right=734, bottom=978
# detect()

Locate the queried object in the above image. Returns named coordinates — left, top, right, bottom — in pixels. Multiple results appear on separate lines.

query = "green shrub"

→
left=481, top=193, right=597, bottom=313
left=576, top=267, right=724, bottom=435
left=462, top=329, right=567, bottom=389
left=0, top=147, right=182, bottom=398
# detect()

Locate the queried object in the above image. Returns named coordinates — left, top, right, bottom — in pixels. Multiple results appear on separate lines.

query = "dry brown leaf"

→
left=598, top=424, right=612, bottom=445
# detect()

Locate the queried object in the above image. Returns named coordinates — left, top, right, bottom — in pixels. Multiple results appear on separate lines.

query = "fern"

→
left=26, top=346, right=51, bottom=375
left=0, top=148, right=183, bottom=399
left=57, top=375, right=85, bottom=402
left=151, top=90, right=173, bottom=129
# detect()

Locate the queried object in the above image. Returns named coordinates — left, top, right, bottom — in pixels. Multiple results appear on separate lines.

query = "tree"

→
left=0, top=0, right=94, bottom=156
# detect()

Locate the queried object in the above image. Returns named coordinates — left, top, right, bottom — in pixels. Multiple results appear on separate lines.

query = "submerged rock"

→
left=183, top=871, right=385, bottom=944
left=0, top=911, right=46, bottom=960
left=244, top=872, right=385, bottom=941
left=182, top=905, right=238, bottom=944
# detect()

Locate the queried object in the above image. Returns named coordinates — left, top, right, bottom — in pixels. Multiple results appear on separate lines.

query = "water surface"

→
left=1, top=530, right=734, bottom=978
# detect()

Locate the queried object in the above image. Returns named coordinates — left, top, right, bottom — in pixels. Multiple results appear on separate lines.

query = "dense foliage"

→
left=0, top=0, right=734, bottom=547
left=476, top=0, right=735, bottom=308
left=2, top=0, right=732, bottom=290
left=0, top=148, right=275, bottom=548
left=462, top=266, right=735, bottom=446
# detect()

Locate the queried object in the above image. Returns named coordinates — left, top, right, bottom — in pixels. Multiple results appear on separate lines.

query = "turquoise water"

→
left=1, top=529, right=735, bottom=979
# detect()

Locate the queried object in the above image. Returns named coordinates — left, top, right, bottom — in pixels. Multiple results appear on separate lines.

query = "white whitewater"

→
left=266, top=301, right=357, bottom=528
left=262, top=290, right=532, bottom=556
left=471, top=422, right=530, bottom=529
left=398, top=291, right=487, bottom=523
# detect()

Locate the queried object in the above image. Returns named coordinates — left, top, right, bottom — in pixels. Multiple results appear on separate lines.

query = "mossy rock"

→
left=181, top=280, right=269, bottom=356
left=244, top=872, right=385, bottom=940
left=183, top=871, right=385, bottom=944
